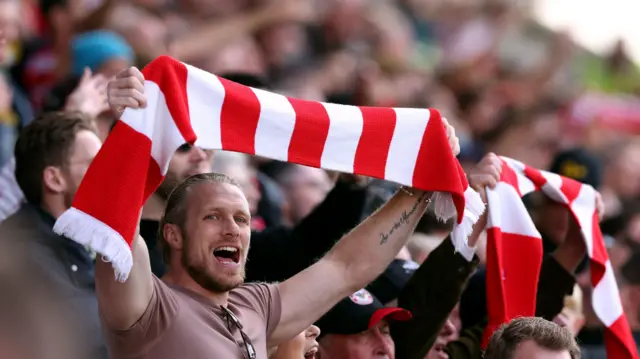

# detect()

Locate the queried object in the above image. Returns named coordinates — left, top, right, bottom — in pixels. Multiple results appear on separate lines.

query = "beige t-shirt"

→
left=104, top=276, right=281, bottom=359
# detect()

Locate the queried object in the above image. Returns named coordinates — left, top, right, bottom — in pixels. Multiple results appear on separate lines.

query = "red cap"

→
left=368, top=307, right=413, bottom=329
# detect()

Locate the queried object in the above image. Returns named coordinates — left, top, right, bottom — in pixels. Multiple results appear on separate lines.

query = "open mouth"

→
left=433, top=343, right=449, bottom=358
left=304, top=346, right=318, bottom=359
left=213, top=246, right=240, bottom=264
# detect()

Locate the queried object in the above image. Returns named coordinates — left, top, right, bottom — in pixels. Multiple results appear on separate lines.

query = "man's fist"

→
left=468, top=152, right=502, bottom=203
left=107, top=67, right=147, bottom=119
left=442, top=117, right=460, bottom=156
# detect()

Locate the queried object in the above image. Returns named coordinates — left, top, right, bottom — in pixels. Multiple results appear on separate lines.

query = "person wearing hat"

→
left=316, top=288, right=413, bottom=358
left=71, top=30, right=135, bottom=79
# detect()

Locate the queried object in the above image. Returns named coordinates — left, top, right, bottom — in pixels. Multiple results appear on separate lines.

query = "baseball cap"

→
left=71, top=30, right=134, bottom=76
left=367, top=259, right=419, bottom=304
left=549, top=148, right=602, bottom=189
left=315, top=289, right=412, bottom=336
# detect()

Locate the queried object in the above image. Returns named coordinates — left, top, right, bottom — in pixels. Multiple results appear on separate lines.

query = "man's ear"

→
left=163, top=223, right=184, bottom=251
left=42, top=166, right=67, bottom=195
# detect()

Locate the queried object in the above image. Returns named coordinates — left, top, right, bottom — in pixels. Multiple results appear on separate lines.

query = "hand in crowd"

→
left=553, top=308, right=585, bottom=337
left=65, top=68, right=110, bottom=118
left=468, top=152, right=502, bottom=204
left=107, top=67, right=147, bottom=119
left=466, top=152, right=502, bottom=245
left=443, top=117, right=460, bottom=157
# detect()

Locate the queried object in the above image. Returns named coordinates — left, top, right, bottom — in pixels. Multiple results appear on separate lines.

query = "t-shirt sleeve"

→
left=235, top=283, right=282, bottom=336
left=103, top=276, right=179, bottom=358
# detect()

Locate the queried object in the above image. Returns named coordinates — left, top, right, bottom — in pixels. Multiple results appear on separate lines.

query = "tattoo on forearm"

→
left=379, top=192, right=428, bottom=245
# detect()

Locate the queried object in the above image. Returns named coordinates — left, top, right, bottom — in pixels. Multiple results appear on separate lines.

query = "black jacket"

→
left=0, top=203, right=107, bottom=359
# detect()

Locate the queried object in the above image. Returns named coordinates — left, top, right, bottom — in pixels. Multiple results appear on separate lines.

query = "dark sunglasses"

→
left=221, top=305, right=257, bottom=359
left=176, top=143, right=214, bottom=156
left=177, top=143, right=193, bottom=153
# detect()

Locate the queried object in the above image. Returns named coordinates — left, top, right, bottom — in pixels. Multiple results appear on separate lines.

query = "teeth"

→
left=216, top=246, right=238, bottom=252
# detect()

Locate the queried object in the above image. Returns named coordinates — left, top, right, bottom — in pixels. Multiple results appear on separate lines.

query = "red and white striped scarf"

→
left=53, top=55, right=484, bottom=281
left=484, top=157, right=637, bottom=358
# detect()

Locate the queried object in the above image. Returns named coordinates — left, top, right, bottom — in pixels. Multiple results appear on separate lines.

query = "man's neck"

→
left=142, top=193, right=166, bottom=221
left=163, top=269, right=230, bottom=307
left=40, top=199, right=64, bottom=219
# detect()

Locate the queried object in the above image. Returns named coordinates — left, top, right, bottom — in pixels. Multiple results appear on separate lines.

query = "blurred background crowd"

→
left=0, top=0, right=640, bottom=358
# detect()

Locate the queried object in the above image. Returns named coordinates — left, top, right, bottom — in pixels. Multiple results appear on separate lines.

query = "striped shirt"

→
left=0, top=157, right=24, bottom=222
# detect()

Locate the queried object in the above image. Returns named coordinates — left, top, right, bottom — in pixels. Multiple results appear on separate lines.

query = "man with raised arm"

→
left=96, top=67, right=462, bottom=359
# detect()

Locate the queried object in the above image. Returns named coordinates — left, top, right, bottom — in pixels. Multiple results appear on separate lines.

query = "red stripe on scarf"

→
left=286, top=98, right=331, bottom=167
left=353, top=107, right=396, bottom=178
left=219, top=77, right=261, bottom=155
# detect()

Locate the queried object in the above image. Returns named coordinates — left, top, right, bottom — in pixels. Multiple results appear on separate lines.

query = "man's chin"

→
left=187, top=267, right=244, bottom=293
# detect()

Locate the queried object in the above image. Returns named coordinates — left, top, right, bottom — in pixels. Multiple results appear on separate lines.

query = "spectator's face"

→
left=536, top=196, right=569, bottom=244
left=282, top=167, right=332, bottom=224
left=510, top=340, right=571, bottom=359
left=425, top=317, right=458, bottom=359
left=272, top=325, right=321, bottom=359
left=320, top=321, right=395, bottom=359
left=158, top=144, right=213, bottom=198
left=60, top=130, right=102, bottom=209
left=609, top=144, right=640, bottom=197
left=261, top=24, right=308, bottom=70
left=97, top=57, right=133, bottom=79
left=180, top=182, right=251, bottom=292
left=0, top=0, right=20, bottom=43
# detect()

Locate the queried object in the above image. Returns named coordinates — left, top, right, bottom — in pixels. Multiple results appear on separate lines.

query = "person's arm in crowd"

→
left=267, top=120, right=462, bottom=345
left=392, top=153, right=500, bottom=359
left=75, top=0, right=118, bottom=33
left=245, top=176, right=370, bottom=282
left=94, top=70, right=153, bottom=330
left=392, top=237, right=480, bottom=359
left=95, top=229, right=154, bottom=330
left=269, top=189, right=433, bottom=344
left=169, top=0, right=313, bottom=62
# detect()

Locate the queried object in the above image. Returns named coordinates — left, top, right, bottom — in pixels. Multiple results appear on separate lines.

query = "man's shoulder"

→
left=229, top=282, right=280, bottom=310
left=0, top=205, right=43, bottom=241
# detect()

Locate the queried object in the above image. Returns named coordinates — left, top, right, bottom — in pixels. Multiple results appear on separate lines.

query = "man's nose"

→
left=440, top=319, right=455, bottom=337
left=306, top=325, right=321, bottom=339
left=222, top=217, right=240, bottom=237
left=372, top=330, right=394, bottom=358
left=189, top=146, right=209, bottom=162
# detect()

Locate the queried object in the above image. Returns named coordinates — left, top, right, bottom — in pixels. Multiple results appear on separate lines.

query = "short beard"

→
left=181, top=233, right=244, bottom=293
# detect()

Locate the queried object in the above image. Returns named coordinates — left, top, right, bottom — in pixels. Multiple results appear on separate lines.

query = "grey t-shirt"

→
left=104, top=276, right=281, bottom=359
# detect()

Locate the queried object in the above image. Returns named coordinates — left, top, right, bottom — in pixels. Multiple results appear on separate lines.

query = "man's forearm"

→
left=325, top=189, right=431, bottom=290
left=170, top=7, right=275, bottom=62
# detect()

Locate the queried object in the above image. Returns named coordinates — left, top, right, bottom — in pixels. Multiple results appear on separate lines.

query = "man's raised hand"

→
left=107, top=67, right=147, bottom=119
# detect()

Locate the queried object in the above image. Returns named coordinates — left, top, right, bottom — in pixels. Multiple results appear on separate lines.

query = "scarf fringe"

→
left=53, top=207, right=133, bottom=282
left=432, top=191, right=457, bottom=221
left=449, top=187, right=485, bottom=252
